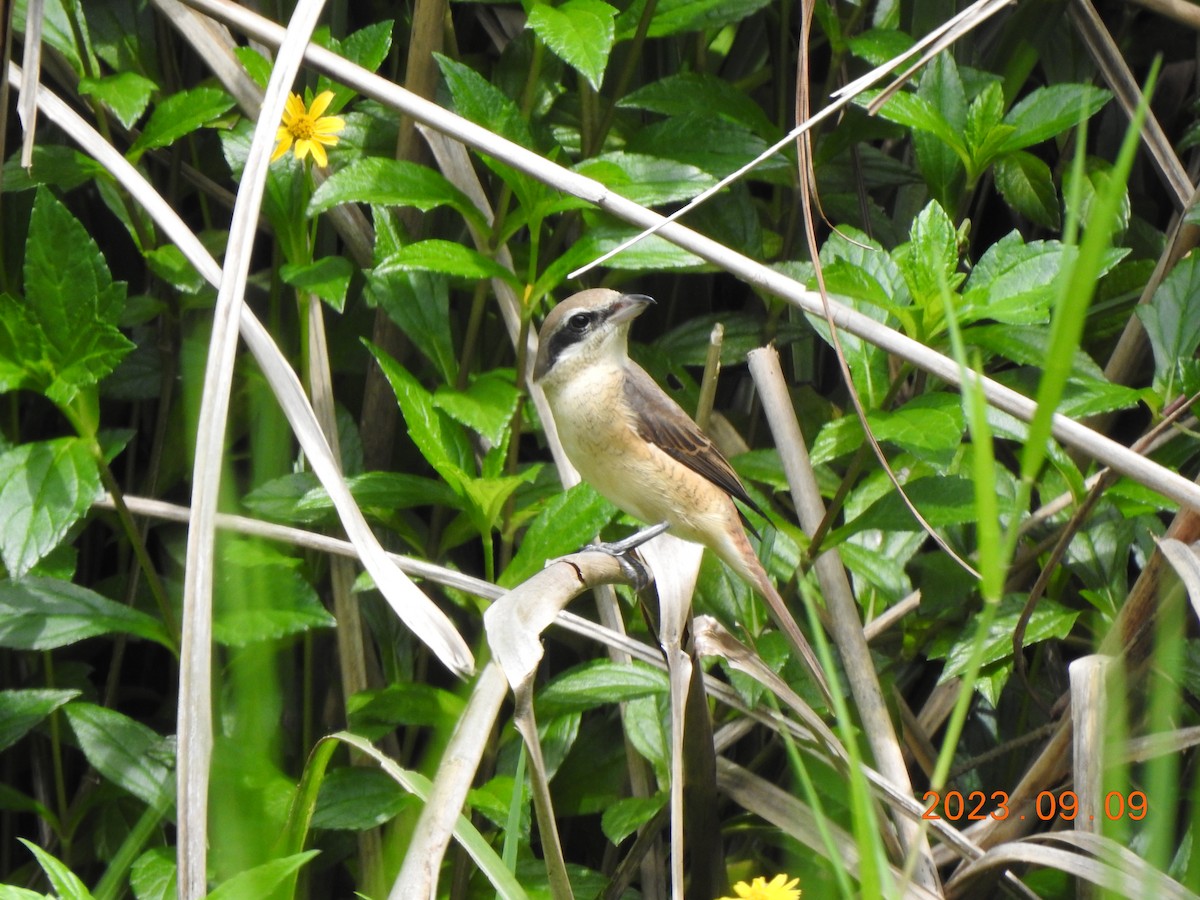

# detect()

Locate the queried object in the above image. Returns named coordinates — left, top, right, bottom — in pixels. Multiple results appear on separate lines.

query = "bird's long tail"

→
left=724, top=527, right=833, bottom=703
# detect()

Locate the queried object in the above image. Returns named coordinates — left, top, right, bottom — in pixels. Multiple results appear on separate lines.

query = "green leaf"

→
left=280, top=256, right=354, bottom=313
left=833, top=476, right=978, bottom=541
left=1, top=146, right=106, bottom=192
left=377, top=240, right=518, bottom=284
left=242, top=471, right=457, bottom=525
left=0, top=577, right=172, bottom=650
left=213, top=562, right=335, bottom=647
left=347, top=683, right=465, bottom=739
left=435, top=54, right=534, bottom=149
left=234, top=46, right=272, bottom=88
left=528, top=0, right=617, bottom=91
left=654, top=311, right=803, bottom=366
left=18, top=840, right=94, bottom=900
left=205, top=853, right=320, bottom=900
left=866, top=91, right=964, bottom=158
left=914, top=53, right=968, bottom=209
left=0, top=438, right=100, bottom=577
left=1063, top=156, right=1131, bottom=239
left=16, top=188, right=133, bottom=405
left=130, top=848, right=176, bottom=900
left=434, top=371, right=521, bottom=447
left=313, top=767, right=409, bottom=830
left=365, top=270, right=457, bottom=383
left=319, top=20, right=393, bottom=109
left=601, top=793, right=667, bottom=845
left=897, top=200, right=962, bottom=311
left=574, top=152, right=717, bottom=207
left=847, top=27, right=915, bottom=66
left=627, top=115, right=788, bottom=181
left=501, top=482, right=617, bottom=588
left=536, top=660, right=668, bottom=717
left=0, top=886, right=52, bottom=899
left=997, top=84, right=1111, bottom=156
left=64, top=703, right=173, bottom=809
left=620, top=72, right=777, bottom=137
left=0, top=689, right=79, bottom=752
left=930, top=595, right=1078, bottom=682
left=308, top=158, right=483, bottom=227
left=366, top=344, right=474, bottom=480
left=615, top=0, right=773, bottom=39
left=960, top=234, right=1123, bottom=326
left=78, top=72, right=157, bottom=130
left=994, top=151, right=1060, bottom=229
left=1137, top=253, right=1200, bottom=393
left=127, top=86, right=235, bottom=160
left=552, top=220, right=706, bottom=275
left=963, top=82, right=1015, bottom=174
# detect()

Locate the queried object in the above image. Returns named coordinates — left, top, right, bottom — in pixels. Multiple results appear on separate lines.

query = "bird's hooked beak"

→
left=608, top=293, right=655, bottom=326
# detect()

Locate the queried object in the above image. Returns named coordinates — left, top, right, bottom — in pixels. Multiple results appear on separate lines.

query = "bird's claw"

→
left=591, top=522, right=670, bottom=592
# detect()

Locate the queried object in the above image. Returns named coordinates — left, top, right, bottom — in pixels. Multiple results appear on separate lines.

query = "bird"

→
left=534, top=288, right=830, bottom=699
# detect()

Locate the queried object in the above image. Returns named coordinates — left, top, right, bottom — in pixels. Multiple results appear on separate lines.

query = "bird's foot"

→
left=590, top=522, right=670, bottom=592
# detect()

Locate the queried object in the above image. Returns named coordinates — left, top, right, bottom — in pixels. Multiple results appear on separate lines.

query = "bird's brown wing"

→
left=623, top=363, right=766, bottom=521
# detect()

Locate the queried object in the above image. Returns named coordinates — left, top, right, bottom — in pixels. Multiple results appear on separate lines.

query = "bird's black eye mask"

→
left=535, top=307, right=609, bottom=379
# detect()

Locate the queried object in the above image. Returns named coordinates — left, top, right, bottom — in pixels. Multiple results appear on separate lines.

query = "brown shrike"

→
left=534, top=289, right=830, bottom=698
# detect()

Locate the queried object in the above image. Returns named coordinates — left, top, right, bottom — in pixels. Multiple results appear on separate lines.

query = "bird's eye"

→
left=567, top=313, right=591, bottom=332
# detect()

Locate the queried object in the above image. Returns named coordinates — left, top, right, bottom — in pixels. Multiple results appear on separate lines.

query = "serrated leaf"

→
left=528, top=0, right=617, bottom=91
left=366, top=344, right=474, bottom=480
left=130, top=848, right=176, bottom=900
left=620, top=72, right=777, bottom=137
left=210, top=539, right=335, bottom=645
left=615, top=0, right=773, bottom=39
left=377, top=240, right=517, bottom=284
left=78, top=72, right=157, bottom=130
left=997, top=84, right=1111, bottom=156
left=0, top=577, right=172, bottom=650
left=18, top=841, right=93, bottom=900
left=994, top=151, right=1060, bottom=229
left=308, top=158, right=482, bottom=227
left=0, top=689, right=79, bottom=752
left=127, top=86, right=235, bottom=160
left=627, top=115, right=788, bottom=181
left=834, top=476, right=977, bottom=541
left=280, top=256, right=354, bottom=312
left=433, top=371, right=521, bottom=446
left=435, top=54, right=534, bottom=148
left=64, top=703, right=173, bottom=809
left=535, top=660, right=669, bottom=717
left=899, top=200, right=962, bottom=308
left=19, top=188, right=133, bottom=405
left=1137, top=253, right=1200, bottom=391
left=0, top=438, right=100, bottom=577
left=574, top=152, right=716, bottom=207
left=347, top=683, right=465, bottom=739
left=930, top=595, right=1078, bottom=681
left=501, top=482, right=617, bottom=588
left=205, top=853, right=320, bottom=900
left=313, top=767, right=408, bottom=830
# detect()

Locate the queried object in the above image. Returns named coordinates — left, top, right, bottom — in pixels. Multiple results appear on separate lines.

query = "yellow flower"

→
left=718, top=873, right=801, bottom=900
left=270, top=90, right=345, bottom=167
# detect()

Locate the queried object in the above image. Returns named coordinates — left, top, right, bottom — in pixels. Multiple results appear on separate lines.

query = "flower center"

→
left=291, top=117, right=316, bottom=140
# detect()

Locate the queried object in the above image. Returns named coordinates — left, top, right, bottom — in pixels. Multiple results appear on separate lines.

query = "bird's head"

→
left=533, top=289, right=654, bottom=386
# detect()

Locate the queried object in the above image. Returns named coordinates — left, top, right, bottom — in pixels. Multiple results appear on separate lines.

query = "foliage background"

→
left=2, top=0, right=1200, bottom=897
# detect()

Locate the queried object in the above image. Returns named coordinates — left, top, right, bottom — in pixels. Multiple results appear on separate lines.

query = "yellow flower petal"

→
left=270, top=130, right=293, bottom=162
left=283, top=92, right=307, bottom=122
left=308, top=89, right=335, bottom=119
left=308, top=139, right=329, bottom=168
